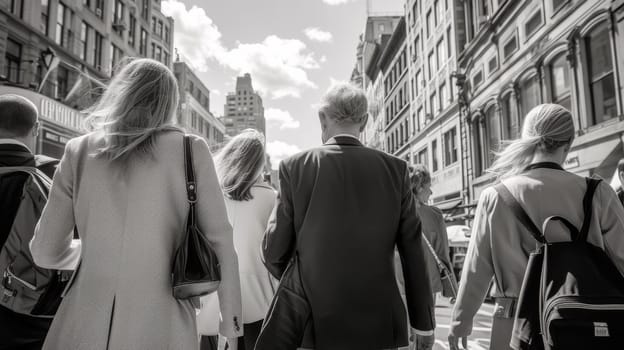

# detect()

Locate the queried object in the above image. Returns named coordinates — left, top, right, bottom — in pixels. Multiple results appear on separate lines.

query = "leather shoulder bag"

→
left=172, top=135, right=221, bottom=299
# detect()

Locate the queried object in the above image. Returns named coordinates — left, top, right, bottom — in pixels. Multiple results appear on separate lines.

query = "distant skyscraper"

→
left=222, top=73, right=265, bottom=136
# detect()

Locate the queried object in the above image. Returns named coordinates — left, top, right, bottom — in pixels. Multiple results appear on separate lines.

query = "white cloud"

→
left=320, top=55, right=328, bottom=63
left=304, top=27, right=333, bottom=43
left=265, top=108, right=301, bottom=130
left=322, top=0, right=356, bottom=5
left=162, top=0, right=319, bottom=100
left=211, top=89, right=221, bottom=95
left=266, top=141, right=302, bottom=169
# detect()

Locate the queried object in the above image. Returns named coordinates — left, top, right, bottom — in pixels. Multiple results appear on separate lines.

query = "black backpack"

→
left=496, top=178, right=624, bottom=350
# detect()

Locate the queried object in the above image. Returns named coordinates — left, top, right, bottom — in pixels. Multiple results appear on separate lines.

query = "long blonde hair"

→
left=87, top=58, right=180, bottom=163
left=488, top=103, right=575, bottom=179
left=214, top=129, right=266, bottom=201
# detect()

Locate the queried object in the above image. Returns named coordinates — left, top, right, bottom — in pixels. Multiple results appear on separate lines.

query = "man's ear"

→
left=359, top=114, right=369, bottom=132
left=319, top=111, right=327, bottom=131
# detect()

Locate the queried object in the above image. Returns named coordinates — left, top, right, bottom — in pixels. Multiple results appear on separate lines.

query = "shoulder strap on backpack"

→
left=578, top=177, right=602, bottom=242
left=494, top=183, right=546, bottom=244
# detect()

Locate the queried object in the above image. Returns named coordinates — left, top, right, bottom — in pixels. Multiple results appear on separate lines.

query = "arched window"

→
left=501, top=93, right=518, bottom=140
left=586, top=23, right=616, bottom=125
left=520, top=75, right=541, bottom=125
left=485, top=105, right=500, bottom=167
left=550, top=53, right=572, bottom=112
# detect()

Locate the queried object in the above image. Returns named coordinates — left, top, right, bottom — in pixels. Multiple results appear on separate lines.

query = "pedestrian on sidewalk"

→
left=30, top=58, right=243, bottom=350
left=259, top=83, right=435, bottom=350
left=448, top=104, right=624, bottom=350
left=197, top=129, right=277, bottom=350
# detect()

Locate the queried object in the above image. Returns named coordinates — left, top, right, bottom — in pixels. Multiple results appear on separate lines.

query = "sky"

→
left=161, top=0, right=403, bottom=169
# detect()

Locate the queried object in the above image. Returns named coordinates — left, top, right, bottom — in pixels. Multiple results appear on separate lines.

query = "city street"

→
left=433, top=297, right=494, bottom=350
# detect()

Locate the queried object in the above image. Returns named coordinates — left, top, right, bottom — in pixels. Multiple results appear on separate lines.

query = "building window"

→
left=550, top=53, right=571, bottom=112
left=80, top=22, right=90, bottom=61
left=93, top=31, right=103, bottom=70
left=142, top=0, right=150, bottom=20
left=5, top=38, right=22, bottom=83
left=426, top=10, right=433, bottom=37
left=140, top=28, right=148, bottom=55
left=128, top=14, right=136, bottom=47
left=472, top=70, right=484, bottom=88
left=586, top=23, right=617, bottom=125
left=503, top=33, right=518, bottom=61
left=151, top=42, right=156, bottom=58
left=434, top=0, right=440, bottom=26
left=10, top=0, right=23, bottom=18
left=430, top=91, right=437, bottom=116
left=56, top=2, right=73, bottom=49
left=411, top=1, right=417, bottom=26
left=428, top=51, right=435, bottom=78
left=418, top=107, right=424, bottom=130
left=520, top=75, right=540, bottom=125
left=415, top=70, right=421, bottom=96
left=93, top=0, right=104, bottom=19
left=437, top=39, right=445, bottom=71
left=440, top=81, right=448, bottom=110
left=56, top=65, right=69, bottom=99
left=443, top=127, right=458, bottom=166
left=40, top=0, right=49, bottom=35
left=488, top=55, right=498, bottom=74
left=524, top=9, right=543, bottom=39
left=164, top=51, right=170, bottom=66
left=417, top=147, right=429, bottom=167
left=157, top=20, right=163, bottom=38
left=113, top=0, right=125, bottom=36
left=447, top=27, right=452, bottom=58
left=474, top=119, right=486, bottom=176
left=110, top=44, right=123, bottom=72
left=501, top=93, right=518, bottom=140
left=485, top=106, right=500, bottom=167
left=432, top=139, right=439, bottom=172
left=165, top=26, right=170, bottom=44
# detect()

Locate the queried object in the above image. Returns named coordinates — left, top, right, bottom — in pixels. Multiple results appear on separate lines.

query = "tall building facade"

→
left=405, top=0, right=467, bottom=217
left=457, top=0, right=624, bottom=201
left=0, top=0, right=174, bottom=158
left=222, top=73, right=265, bottom=136
left=357, top=15, right=402, bottom=151
left=173, top=59, right=224, bottom=148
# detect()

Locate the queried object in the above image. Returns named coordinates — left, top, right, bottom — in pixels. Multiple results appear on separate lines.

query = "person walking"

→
left=30, top=58, right=243, bottom=350
left=0, top=95, right=60, bottom=350
left=198, top=130, right=277, bottom=350
left=410, top=165, right=455, bottom=301
left=260, top=83, right=436, bottom=350
left=448, top=104, right=624, bottom=350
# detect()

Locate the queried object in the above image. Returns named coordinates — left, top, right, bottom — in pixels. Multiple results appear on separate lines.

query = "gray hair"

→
left=319, top=83, right=368, bottom=124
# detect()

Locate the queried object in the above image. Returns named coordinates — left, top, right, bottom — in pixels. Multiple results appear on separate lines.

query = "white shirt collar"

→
left=0, top=138, right=32, bottom=153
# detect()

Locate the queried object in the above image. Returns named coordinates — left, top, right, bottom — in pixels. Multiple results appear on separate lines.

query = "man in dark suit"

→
left=262, top=83, right=435, bottom=350
left=0, top=94, right=57, bottom=350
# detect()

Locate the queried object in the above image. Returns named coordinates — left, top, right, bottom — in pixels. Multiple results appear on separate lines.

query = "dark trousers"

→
left=0, top=305, right=52, bottom=350
left=199, top=320, right=264, bottom=350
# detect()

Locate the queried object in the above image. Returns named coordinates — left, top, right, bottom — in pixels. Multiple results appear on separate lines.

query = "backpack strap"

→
left=494, top=183, right=546, bottom=244
left=578, top=177, right=602, bottom=242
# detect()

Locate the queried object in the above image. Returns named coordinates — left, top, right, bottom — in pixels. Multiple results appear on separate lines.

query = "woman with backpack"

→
left=30, top=58, right=243, bottom=350
left=448, top=104, right=624, bottom=350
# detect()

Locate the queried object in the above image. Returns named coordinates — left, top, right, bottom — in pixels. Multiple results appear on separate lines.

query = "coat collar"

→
left=324, top=135, right=364, bottom=147
left=0, top=140, right=35, bottom=167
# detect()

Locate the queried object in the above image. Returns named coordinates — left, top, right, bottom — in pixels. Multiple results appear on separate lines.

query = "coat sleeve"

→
left=192, top=137, right=242, bottom=339
left=31, top=138, right=81, bottom=270
left=450, top=189, right=496, bottom=337
left=262, top=160, right=296, bottom=279
left=396, top=165, right=435, bottom=331
left=598, top=182, right=624, bottom=276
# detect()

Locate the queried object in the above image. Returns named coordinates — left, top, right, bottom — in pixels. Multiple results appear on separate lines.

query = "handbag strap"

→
left=494, top=183, right=546, bottom=244
left=421, top=234, right=447, bottom=272
left=578, top=177, right=601, bottom=242
left=183, top=136, right=198, bottom=225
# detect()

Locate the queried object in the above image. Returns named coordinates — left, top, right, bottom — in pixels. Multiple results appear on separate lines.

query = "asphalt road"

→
left=432, top=297, right=494, bottom=350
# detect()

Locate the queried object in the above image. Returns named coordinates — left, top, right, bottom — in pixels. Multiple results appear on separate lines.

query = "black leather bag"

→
left=172, top=136, right=221, bottom=299
left=255, top=255, right=312, bottom=350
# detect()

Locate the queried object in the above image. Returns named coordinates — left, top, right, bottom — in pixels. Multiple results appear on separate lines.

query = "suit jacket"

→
left=31, top=132, right=243, bottom=350
left=450, top=165, right=624, bottom=338
left=263, top=136, right=435, bottom=350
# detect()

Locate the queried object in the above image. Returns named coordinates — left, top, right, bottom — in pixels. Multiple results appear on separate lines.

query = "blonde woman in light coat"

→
left=30, top=58, right=243, bottom=350
left=448, top=104, right=624, bottom=350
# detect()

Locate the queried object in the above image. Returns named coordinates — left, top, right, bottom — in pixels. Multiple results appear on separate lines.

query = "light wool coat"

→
left=31, top=132, right=243, bottom=350
left=450, top=166, right=624, bottom=345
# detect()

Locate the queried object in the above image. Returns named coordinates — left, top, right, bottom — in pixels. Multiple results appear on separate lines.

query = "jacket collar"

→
left=525, top=162, right=564, bottom=172
left=0, top=141, right=35, bottom=167
left=324, top=135, right=364, bottom=147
